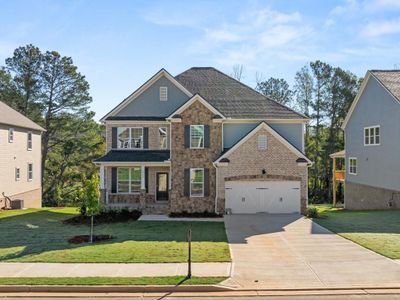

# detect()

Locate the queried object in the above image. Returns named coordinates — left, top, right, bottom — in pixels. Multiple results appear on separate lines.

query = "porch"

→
left=329, top=150, right=345, bottom=207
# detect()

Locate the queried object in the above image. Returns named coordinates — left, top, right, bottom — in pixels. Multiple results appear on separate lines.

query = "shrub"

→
left=64, top=208, right=142, bottom=225
left=306, top=207, right=319, bottom=218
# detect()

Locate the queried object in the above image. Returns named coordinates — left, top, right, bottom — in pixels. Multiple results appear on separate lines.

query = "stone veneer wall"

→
left=0, top=188, right=42, bottom=208
left=105, top=122, right=170, bottom=151
left=170, top=100, right=222, bottom=213
left=217, top=127, right=308, bottom=214
left=345, top=181, right=400, bottom=209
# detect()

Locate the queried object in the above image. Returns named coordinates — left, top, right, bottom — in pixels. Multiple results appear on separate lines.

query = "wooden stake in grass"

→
left=187, top=226, right=192, bottom=278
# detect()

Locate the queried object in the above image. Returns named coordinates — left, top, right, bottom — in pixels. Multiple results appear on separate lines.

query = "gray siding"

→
left=345, top=76, right=400, bottom=191
left=116, top=76, right=190, bottom=117
left=223, top=122, right=304, bottom=151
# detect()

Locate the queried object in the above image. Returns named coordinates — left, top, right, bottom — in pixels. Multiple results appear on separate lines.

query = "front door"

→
left=156, top=172, right=169, bottom=201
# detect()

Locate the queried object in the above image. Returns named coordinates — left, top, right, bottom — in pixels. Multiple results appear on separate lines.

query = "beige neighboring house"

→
left=0, top=101, right=45, bottom=209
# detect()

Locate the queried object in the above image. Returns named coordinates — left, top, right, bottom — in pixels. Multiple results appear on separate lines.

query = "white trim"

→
left=349, top=157, right=357, bottom=175
left=363, top=125, right=380, bottom=146
left=158, top=127, right=168, bottom=149
left=155, top=171, right=169, bottom=202
left=100, top=69, right=192, bottom=122
left=166, top=94, right=225, bottom=120
left=100, top=165, right=105, bottom=189
left=159, top=86, right=168, bottom=101
left=215, top=122, right=312, bottom=164
left=190, top=168, right=204, bottom=197
left=222, top=118, right=308, bottom=124
left=190, top=124, right=205, bottom=149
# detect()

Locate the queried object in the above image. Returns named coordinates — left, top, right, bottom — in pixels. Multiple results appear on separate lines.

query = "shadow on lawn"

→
left=0, top=209, right=227, bottom=261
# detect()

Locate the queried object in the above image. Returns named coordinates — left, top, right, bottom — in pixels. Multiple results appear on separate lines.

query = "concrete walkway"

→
left=0, top=262, right=231, bottom=278
left=222, top=214, right=400, bottom=289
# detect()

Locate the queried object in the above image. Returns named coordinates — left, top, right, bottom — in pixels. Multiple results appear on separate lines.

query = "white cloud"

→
left=363, top=18, right=400, bottom=37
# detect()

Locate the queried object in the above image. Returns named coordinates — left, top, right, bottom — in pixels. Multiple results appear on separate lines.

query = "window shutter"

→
left=111, top=167, right=117, bottom=193
left=112, top=127, right=118, bottom=148
left=145, top=167, right=149, bottom=193
left=204, top=125, right=210, bottom=148
left=204, top=168, right=210, bottom=197
left=184, top=125, right=190, bottom=148
left=143, top=127, right=149, bottom=149
left=184, top=168, right=190, bottom=196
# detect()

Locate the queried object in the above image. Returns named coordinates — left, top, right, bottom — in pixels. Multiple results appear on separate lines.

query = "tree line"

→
left=0, top=44, right=105, bottom=206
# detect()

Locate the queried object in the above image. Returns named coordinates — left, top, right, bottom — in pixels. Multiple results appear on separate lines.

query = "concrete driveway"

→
left=223, top=214, right=400, bottom=289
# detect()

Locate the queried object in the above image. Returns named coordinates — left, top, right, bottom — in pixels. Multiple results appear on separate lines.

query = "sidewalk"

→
left=0, top=262, right=231, bottom=277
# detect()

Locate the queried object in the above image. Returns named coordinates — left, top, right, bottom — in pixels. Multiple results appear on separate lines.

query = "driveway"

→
left=223, top=214, right=400, bottom=289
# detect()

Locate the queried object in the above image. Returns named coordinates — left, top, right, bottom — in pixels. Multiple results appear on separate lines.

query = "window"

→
left=190, top=168, right=204, bottom=197
left=190, top=125, right=204, bottom=149
left=117, top=167, right=141, bottom=193
left=160, top=86, right=168, bottom=101
left=349, top=158, right=357, bottom=175
left=27, top=131, right=32, bottom=150
left=8, top=128, right=14, bottom=143
left=257, top=135, right=267, bottom=150
left=15, top=168, right=20, bottom=181
left=158, top=127, right=167, bottom=149
left=364, top=126, right=380, bottom=146
left=27, top=163, right=33, bottom=181
left=117, top=127, right=143, bottom=149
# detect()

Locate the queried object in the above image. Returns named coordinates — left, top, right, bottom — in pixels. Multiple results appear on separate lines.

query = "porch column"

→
left=99, top=165, right=105, bottom=189
left=141, top=165, right=145, bottom=190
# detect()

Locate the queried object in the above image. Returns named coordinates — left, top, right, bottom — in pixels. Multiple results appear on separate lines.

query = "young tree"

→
left=231, top=64, right=244, bottom=81
left=256, top=77, right=293, bottom=106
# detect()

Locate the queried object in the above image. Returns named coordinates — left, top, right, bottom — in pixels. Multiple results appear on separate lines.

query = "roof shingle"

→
left=0, top=101, right=45, bottom=131
left=370, top=70, right=400, bottom=102
left=94, top=150, right=170, bottom=163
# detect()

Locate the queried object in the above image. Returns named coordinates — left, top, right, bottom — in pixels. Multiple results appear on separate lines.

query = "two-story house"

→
left=341, top=70, right=400, bottom=209
left=95, top=67, right=312, bottom=214
left=0, top=101, right=44, bottom=209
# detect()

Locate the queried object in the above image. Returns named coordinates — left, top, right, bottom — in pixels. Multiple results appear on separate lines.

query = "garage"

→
left=225, top=181, right=301, bottom=214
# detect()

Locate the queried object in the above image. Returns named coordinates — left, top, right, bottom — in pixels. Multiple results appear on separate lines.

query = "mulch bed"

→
left=68, top=234, right=114, bottom=244
left=169, top=211, right=223, bottom=218
left=63, top=209, right=142, bottom=225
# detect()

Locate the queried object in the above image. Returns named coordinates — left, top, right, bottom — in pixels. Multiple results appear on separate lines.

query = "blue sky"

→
left=1, top=0, right=400, bottom=120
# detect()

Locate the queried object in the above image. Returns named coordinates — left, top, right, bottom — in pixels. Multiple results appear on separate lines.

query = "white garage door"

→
left=225, top=181, right=301, bottom=214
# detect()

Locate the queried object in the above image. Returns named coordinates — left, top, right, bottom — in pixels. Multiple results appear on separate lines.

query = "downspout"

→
left=213, top=162, right=218, bottom=214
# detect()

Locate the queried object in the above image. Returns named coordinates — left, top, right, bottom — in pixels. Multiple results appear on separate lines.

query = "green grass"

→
left=0, top=208, right=230, bottom=263
left=0, top=276, right=226, bottom=286
left=312, top=204, right=400, bottom=259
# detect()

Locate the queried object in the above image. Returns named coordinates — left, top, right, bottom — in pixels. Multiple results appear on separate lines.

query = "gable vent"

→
left=160, top=86, right=168, bottom=101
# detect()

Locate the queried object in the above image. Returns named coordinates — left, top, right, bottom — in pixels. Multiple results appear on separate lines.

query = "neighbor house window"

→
left=190, top=168, right=204, bottom=197
left=364, top=126, right=380, bottom=146
left=8, top=128, right=14, bottom=143
left=117, top=127, right=143, bottom=149
left=15, top=168, right=20, bottom=181
left=349, top=158, right=357, bottom=175
left=27, top=163, right=33, bottom=181
left=158, top=127, right=167, bottom=149
left=160, top=86, right=168, bottom=101
left=190, top=125, right=204, bottom=149
left=117, top=167, right=141, bottom=193
left=27, top=131, right=32, bottom=150
left=257, top=135, right=267, bottom=150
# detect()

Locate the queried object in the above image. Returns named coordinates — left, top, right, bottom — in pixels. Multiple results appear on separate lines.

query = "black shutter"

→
left=204, top=168, right=210, bottom=197
left=204, top=125, right=210, bottom=148
left=184, top=125, right=190, bottom=148
left=112, top=127, right=118, bottom=148
left=184, top=168, right=190, bottom=196
left=145, top=167, right=149, bottom=193
left=111, top=167, right=117, bottom=193
left=143, top=127, right=149, bottom=149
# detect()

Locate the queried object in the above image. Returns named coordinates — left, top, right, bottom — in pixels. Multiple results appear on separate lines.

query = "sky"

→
left=1, top=0, right=400, bottom=120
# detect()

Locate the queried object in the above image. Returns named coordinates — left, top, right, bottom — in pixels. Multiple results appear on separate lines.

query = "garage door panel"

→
left=225, top=181, right=300, bottom=214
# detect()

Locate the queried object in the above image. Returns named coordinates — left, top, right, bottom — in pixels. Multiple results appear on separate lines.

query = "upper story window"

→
left=160, top=86, right=168, bottom=101
left=27, top=163, right=33, bottom=181
left=158, top=127, right=167, bottom=149
left=364, top=126, right=380, bottom=146
left=257, top=135, right=267, bottom=150
left=117, top=167, right=141, bottom=194
left=349, top=157, right=357, bottom=175
left=15, top=168, right=20, bottom=181
left=8, top=128, right=14, bottom=143
left=117, top=127, right=143, bottom=149
left=190, top=125, right=204, bottom=149
left=190, top=168, right=204, bottom=197
left=27, top=131, right=32, bottom=150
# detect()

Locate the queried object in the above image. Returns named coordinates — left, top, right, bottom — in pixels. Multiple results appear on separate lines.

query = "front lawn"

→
left=312, top=205, right=400, bottom=259
left=0, top=208, right=230, bottom=263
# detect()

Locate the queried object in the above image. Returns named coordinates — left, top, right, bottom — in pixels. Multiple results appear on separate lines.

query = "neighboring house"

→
left=341, top=70, right=400, bottom=209
left=95, top=67, right=311, bottom=214
left=0, top=101, right=45, bottom=208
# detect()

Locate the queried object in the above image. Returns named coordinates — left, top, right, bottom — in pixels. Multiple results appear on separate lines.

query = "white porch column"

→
left=99, top=165, right=105, bottom=189
left=141, top=165, right=145, bottom=190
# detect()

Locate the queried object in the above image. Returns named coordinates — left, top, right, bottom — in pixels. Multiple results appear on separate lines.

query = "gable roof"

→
left=0, top=101, right=45, bottom=131
left=342, top=70, right=400, bottom=129
left=214, top=122, right=311, bottom=164
left=166, top=94, right=225, bottom=120
left=100, top=69, right=193, bottom=122
left=175, top=67, right=307, bottom=120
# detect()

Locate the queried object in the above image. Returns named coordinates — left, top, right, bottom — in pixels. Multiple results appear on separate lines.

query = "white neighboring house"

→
left=0, top=101, right=45, bottom=209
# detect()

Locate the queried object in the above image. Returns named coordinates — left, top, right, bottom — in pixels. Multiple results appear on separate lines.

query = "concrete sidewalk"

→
left=0, top=262, right=231, bottom=278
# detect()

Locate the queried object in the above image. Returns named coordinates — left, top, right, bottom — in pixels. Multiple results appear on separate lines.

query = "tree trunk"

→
left=90, top=215, right=94, bottom=243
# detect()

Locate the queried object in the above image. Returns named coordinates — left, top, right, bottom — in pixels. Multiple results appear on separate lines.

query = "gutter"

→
left=212, top=162, right=218, bottom=214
